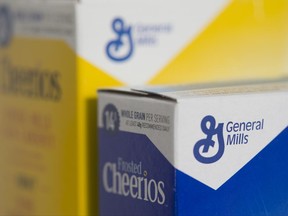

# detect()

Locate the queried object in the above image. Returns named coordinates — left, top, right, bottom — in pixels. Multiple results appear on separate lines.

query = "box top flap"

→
left=99, top=78, right=288, bottom=101
left=98, top=87, right=177, bottom=102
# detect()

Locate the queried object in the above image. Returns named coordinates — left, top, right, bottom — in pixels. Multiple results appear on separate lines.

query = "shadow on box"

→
left=87, top=98, right=99, bottom=215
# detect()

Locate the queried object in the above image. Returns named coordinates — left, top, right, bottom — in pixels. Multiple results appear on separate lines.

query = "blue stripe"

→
left=176, top=127, right=288, bottom=216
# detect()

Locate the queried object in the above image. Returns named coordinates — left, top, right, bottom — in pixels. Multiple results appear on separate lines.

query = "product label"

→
left=99, top=128, right=175, bottom=216
left=102, top=157, right=166, bottom=205
left=0, top=57, right=62, bottom=102
left=105, top=17, right=172, bottom=63
left=98, top=97, right=175, bottom=215
left=194, top=115, right=264, bottom=164
left=177, top=93, right=288, bottom=190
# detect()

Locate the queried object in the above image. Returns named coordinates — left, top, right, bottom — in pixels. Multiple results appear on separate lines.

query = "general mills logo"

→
left=0, top=5, right=12, bottom=47
left=106, top=18, right=134, bottom=62
left=194, top=115, right=225, bottom=164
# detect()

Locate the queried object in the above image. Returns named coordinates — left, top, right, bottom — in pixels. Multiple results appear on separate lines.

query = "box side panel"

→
left=98, top=92, right=176, bottom=215
left=0, top=1, right=79, bottom=215
left=77, top=0, right=288, bottom=87
left=174, top=90, right=288, bottom=215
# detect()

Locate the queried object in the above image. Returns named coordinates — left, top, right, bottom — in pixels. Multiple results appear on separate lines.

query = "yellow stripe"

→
left=150, top=0, right=288, bottom=85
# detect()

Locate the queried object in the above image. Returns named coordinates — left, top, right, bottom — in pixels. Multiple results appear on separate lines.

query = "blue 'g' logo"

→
left=106, top=18, right=133, bottom=62
left=0, top=5, right=12, bottom=47
left=194, top=115, right=225, bottom=164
